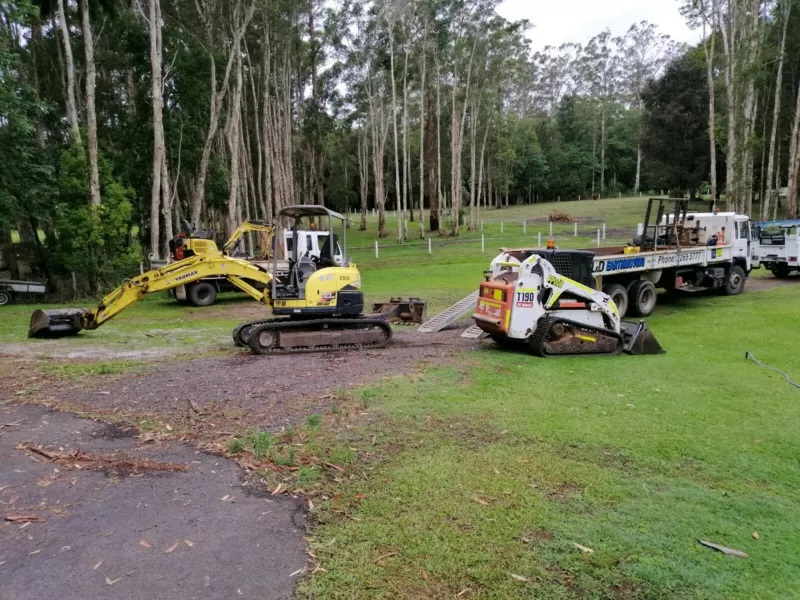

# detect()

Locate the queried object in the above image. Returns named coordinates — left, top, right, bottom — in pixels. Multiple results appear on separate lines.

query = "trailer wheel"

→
left=771, top=265, right=792, bottom=279
left=603, top=284, right=628, bottom=317
left=0, top=290, right=11, bottom=306
left=629, top=280, right=657, bottom=317
left=724, top=265, right=746, bottom=295
left=186, top=281, right=217, bottom=307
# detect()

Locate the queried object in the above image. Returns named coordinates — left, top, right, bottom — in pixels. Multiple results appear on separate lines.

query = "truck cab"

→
left=282, top=230, right=343, bottom=266
left=752, top=220, right=800, bottom=277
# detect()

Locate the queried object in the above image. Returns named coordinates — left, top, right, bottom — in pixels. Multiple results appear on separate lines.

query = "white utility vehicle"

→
left=752, top=220, right=799, bottom=278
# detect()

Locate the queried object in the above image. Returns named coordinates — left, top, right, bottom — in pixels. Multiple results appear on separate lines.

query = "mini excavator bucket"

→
left=28, top=309, right=87, bottom=338
left=371, top=297, right=427, bottom=324
left=620, top=320, right=664, bottom=355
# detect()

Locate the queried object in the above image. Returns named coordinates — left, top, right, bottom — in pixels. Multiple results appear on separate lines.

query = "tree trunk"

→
left=80, top=0, right=100, bottom=208
left=786, top=80, right=800, bottom=219
left=450, top=108, right=463, bottom=235
left=425, top=67, right=438, bottom=233
left=148, top=0, right=165, bottom=259
left=226, top=27, right=245, bottom=236
left=56, top=0, right=81, bottom=144
left=468, top=106, right=477, bottom=230
left=358, top=131, right=368, bottom=230
left=700, top=1, right=718, bottom=203
left=388, top=30, right=403, bottom=242
left=764, top=0, right=791, bottom=219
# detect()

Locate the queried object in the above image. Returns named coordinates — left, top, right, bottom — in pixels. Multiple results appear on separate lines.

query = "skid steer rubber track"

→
left=529, top=315, right=624, bottom=358
left=241, top=317, right=393, bottom=355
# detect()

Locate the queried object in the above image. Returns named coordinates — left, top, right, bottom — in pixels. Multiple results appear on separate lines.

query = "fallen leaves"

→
left=373, top=551, right=398, bottom=564
left=4, top=515, right=46, bottom=523
left=18, top=444, right=188, bottom=474
left=220, top=494, right=235, bottom=502
left=420, top=569, right=429, bottom=580
left=510, top=573, right=530, bottom=583
left=472, top=496, right=491, bottom=507
left=163, top=541, right=181, bottom=554
left=139, top=540, right=153, bottom=549
left=753, top=531, right=760, bottom=540
left=573, top=543, right=594, bottom=554
left=105, top=577, right=122, bottom=586
left=698, top=540, right=748, bottom=559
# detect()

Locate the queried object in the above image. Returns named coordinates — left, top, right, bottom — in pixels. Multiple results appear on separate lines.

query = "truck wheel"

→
left=629, top=280, right=657, bottom=317
left=0, top=290, right=11, bottom=306
left=724, top=265, right=746, bottom=295
left=186, top=281, right=217, bottom=307
left=771, top=265, right=791, bottom=279
left=603, top=284, right=628, bottom=317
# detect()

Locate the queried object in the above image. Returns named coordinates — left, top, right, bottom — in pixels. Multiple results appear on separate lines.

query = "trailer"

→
left=0, top=279, right=47, bottom=306
left=752, top=219, right=799, bottom=278
left=586, top=199, right=754, bottom=317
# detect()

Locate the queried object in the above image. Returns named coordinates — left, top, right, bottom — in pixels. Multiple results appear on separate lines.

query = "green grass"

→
left=40, top=359, right=145, bottom=379
left=299, top=285, right=800, bottom=599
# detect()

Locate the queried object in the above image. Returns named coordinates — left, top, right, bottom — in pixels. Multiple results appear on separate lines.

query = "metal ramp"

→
left=417, top=291, right=479, bottom=333
left=461, top=324, right=488, bottom=339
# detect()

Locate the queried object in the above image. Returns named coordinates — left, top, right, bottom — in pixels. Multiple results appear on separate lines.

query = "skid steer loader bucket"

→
left=28, top=309, right=87, bottom=338
left=620, top=320, right=664, bottom=355
left=371, top=297, right=427, bottom=324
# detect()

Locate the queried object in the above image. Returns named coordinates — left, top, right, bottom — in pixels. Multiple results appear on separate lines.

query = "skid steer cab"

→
left=474, top=248, right=663, bottom=357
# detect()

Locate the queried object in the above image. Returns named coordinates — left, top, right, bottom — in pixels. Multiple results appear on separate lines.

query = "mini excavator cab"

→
left=271, top=206, right=364, bottom=317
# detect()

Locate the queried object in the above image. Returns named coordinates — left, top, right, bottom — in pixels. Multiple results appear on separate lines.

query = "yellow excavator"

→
left=170, top=218, right=275, bottom=306
left=29, top=206, right=393, bottom=355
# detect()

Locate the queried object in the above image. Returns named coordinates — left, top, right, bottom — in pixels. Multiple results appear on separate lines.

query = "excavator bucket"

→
left=371, top=297, right=427, bottom=324
left=620, top=320, right=664, bottom=355
left=28, top=309, right=86, bottom=338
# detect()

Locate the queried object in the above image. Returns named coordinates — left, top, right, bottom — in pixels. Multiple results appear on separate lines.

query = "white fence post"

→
left=637, top=223, right=644, bottom=236
left=481, top=234, right=485, bottom=254
left=573, top=222, right=578, bottom=237
left=549, top=222, right=553, bottom=236
left=374, top=241, right=379, bottom=258
left=500, top=221, right=504, bottom=233
left=537, top=232, right=541, bottom=246
left=428, top=238, right=432, bottom=255
left=597, top=229, right=601, bottom=247
left=523, top=221, right=526, bottom=234
left=602, top=223, right=606, bottom=239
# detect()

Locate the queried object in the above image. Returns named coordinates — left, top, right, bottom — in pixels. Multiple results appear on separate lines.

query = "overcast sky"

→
left=497, top=0, right=701, bottom=50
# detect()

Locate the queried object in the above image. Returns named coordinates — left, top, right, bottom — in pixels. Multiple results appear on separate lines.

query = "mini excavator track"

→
left=529, top=315, right=623, bottom=357
left=235, top=317, right=393, bottom=355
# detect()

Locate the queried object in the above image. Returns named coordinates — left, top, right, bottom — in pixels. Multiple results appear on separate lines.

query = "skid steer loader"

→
left=473, top=248, right=663, bottom=357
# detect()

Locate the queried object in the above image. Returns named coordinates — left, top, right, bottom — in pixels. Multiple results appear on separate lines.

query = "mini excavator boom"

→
left=29, top=252, right=273, bottom=337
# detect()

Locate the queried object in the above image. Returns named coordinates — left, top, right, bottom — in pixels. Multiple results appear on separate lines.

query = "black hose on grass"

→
left=745, top=352, right=800, bottom=390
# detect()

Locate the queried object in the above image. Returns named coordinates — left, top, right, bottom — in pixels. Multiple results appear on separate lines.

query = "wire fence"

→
left=348, top=218, right=636, bottom=258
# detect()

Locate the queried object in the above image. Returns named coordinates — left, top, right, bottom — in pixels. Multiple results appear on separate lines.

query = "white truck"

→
left=752, top=219, right=799, bottom=278
left=583, top=199, right=755, bottom=317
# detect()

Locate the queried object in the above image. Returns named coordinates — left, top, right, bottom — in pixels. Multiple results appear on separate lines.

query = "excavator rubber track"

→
left=529, top=315, right=624, bottom=357
left=241, top=317, right=393, bottom=355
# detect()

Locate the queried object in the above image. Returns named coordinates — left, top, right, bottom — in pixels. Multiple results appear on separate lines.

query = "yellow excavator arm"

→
left=29, top=252, right=273, bottom=337
left=222, top=221, right=275, bottom=257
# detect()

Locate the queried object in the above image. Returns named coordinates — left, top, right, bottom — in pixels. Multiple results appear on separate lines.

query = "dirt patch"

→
left=546, top=481, right=583, bottom=503
left=2, top=327, right=473, bottom=433
left=747, top=273, right=799, bottom=291
left=522, top=529, right=554, bottom=543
